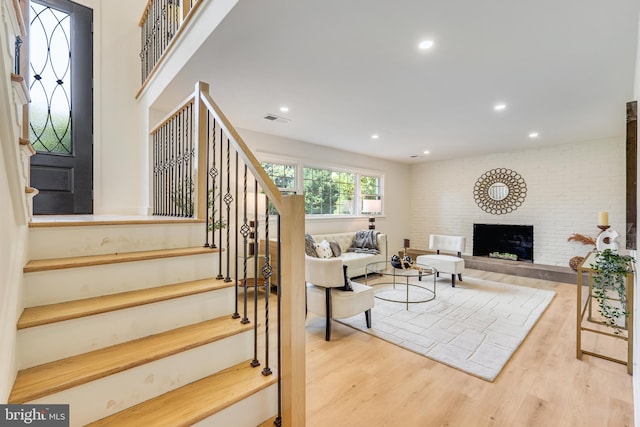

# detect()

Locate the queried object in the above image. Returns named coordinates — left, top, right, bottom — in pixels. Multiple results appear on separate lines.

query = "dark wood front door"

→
left=29, top=0, right=93, bottom=214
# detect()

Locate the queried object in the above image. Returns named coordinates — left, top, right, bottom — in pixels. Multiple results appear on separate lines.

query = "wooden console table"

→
left=576, top=252, right=633, bottom=374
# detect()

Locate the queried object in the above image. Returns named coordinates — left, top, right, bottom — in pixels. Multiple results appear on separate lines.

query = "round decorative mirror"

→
left=473, top=168, right=527, bottom=214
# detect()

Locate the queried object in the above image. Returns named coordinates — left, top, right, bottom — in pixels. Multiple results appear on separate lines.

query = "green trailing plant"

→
left=172, top=179, right=227, bottom=231
left=589, top=249, right=635, bottom=335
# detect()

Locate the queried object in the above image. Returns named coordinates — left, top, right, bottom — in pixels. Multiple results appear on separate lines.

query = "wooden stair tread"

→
left=87, top=360, right=277, bottom=426
left=24, top=247, right=218, bottom=273
left=9, top=316, right=252, bottom=403
left=18, top=278, right=234, bottom=329
left=29, top=217, right=206, bottom=227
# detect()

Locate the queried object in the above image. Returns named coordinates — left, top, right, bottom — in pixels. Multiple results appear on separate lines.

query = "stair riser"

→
left=17, top=288, right=237, bottom=368
left=193, top=385, right=278, bottom=427
left=24, top=254, right=219, bottom=305
left=28, top=331, right=253, bottom=427
left=29, top=222, right=207, bottom=259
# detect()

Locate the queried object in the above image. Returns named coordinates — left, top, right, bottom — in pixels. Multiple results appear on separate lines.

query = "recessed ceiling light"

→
left=494, top=103, right=507, bottom=111
left=371, top=134, right=379, bottom=140
left=528, top=132, right=539, bottom=138
left=279, top=106, right=289, bottom=113
left=423, top=150, right=430, bottom=155
left=418, top=40, right=434, bottom=50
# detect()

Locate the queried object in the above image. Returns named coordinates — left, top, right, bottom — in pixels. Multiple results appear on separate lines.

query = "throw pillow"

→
left=339, top=264, right=353, bottom=291
left=305, top=234, right=318, bottom=257
left=314, top=240, right=333, bottom=259
left=329, top=240, right=342, bottom=257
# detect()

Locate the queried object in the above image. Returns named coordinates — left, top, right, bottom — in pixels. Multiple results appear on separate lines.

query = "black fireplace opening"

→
left=473, top=224, right=534, bottom=262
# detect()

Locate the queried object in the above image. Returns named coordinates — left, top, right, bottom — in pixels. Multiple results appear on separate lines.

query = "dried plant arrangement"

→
left=567, top=233, right=597, bottom=271
left=567, top=233, right=596, bottom=246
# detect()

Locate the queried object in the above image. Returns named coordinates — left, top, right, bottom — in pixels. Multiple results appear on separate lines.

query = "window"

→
left=261, top=162, right=296, bottom=193
left=260, top=158, right=382, bottom=217
left=303, top=167, right=354, bottom=215
left=261, top=161, right=297, bottom=215
left=360, top=175, right=381, bottom=212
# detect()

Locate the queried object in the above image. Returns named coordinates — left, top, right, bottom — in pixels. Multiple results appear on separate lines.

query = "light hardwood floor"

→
left=304, top=269, right=634, bottom=427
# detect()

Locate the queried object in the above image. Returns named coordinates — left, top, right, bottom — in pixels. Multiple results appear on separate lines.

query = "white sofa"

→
left=309, top=231, right=387, bottom=278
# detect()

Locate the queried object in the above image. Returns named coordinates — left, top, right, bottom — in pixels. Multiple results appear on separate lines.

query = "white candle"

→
left=598, top=211, right=609, bottom=226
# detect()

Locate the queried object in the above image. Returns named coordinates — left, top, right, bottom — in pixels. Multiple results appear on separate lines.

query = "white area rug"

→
left=339, top=276, right=555, bottom=381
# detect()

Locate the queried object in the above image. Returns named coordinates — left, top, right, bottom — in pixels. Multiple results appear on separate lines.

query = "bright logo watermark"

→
left=0, top=405, right=68, bottom=426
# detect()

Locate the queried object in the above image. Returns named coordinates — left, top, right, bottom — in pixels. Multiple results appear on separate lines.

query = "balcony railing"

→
left=139, top=0, right=201, bottom=84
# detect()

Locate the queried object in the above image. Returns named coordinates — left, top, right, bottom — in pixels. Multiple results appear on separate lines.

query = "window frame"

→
left=258, top=153, right=384, bottom=219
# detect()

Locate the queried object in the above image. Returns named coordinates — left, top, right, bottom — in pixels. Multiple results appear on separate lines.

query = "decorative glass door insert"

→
left=29, top=1, right=72, bottom=154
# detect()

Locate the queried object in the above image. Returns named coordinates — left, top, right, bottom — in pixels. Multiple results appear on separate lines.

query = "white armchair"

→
left=416, top=234, right=466, bottom=287
left=305, top=255, right=374, bottom=341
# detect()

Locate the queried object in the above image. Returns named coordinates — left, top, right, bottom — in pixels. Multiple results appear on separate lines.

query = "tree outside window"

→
left=303, top=167, right=354, bottom=215
left=361, top=175, right=382, bottom=212
left=261, top=160, right=381, bottom=217
left=261, top=162, right=297, bottom=215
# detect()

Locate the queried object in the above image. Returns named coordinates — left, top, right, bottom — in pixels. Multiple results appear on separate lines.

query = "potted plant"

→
left=589, top=249, right=635, bottom=335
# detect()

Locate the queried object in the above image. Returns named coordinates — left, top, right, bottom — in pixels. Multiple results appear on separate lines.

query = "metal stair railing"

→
left=149, top=81, right=306, bottom=426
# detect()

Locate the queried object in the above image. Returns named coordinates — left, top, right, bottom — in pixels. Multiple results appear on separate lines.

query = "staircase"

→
left=9, top=217, right=278, bottom=426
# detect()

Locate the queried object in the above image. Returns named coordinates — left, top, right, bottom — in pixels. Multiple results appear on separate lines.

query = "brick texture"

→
left=409, top=138, right=625, bottom=267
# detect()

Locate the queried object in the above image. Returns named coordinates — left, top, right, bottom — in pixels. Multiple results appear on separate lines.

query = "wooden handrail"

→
left=138, top=0, right=153, bottom=27
left=198, top=85, right=283, bottom=212
left=149, top=93, right=195, bottom=135
left=11, top=73, right=30, bottom=102
left=11, top=0, right=26, bottom=37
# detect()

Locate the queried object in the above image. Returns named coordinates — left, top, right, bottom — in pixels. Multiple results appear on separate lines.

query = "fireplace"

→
left=473, top=224, right=534, bottom=262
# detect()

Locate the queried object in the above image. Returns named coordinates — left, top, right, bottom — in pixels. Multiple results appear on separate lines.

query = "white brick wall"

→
left=409, top=137, right=625, bottom=267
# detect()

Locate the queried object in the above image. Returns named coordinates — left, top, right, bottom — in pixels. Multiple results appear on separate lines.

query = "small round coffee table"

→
left=365, top=261, right=437, bottom=309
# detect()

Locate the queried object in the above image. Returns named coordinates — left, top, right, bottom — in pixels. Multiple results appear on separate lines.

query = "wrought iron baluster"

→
left=15, top=36, right=22, bottom=75
left=152, top=131, right=156, bottom=214
left=161, top=0, right=166, bottom=57
left=233, top=151, right=240, bottom=319
left=203, top=112, right=211, bottom=245
left=262, top=195, right=272, bottom=376
left=155, top=0, right=160, bottom=68
left=177, top=112, right=183, bottom=216
left=163, top=122, right=167, bottom=215
left=181, top=108, right=186, bottom=216
left=151, top=1, right=156, bottom=75
left=176, top=112, right=179, bottom=216
left=224, top=138, right=232, bottom=282
left=275, top=213, right=282, bottom=426
left=170, top=112, right=174, bottom=215
left=241, top=165, right=250, bottom=324
left=140, top=16, right=145, bottom=81
left=209, top=117, right=217, bottom=248
left=187, top=103, right=193, bottom=218
left=166, top=122, right=170, bottom=216
left=251, top=183, right=260, bottom=368
left=216, top=127, right=224, bottom=279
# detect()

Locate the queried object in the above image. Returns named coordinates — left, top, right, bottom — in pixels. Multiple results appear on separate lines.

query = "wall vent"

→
left=263, top=113, right=290, bottom=124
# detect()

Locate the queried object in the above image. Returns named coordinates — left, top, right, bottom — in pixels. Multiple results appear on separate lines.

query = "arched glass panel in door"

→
left=29, top=2, right=72, bottom=154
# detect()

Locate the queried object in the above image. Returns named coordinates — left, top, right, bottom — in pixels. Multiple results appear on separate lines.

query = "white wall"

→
left=92, top=0, right=147, bottom=214
left=0, top=140, right=27, bottom=403
left=238, top=129, right=412, bottom=256
left=0, top=0, right=29, bottom=401
left=409, top=137, right=625, bottom=267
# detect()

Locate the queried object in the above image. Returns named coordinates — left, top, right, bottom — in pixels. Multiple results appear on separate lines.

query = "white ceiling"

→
left=153, top=0, right=640, bottom=163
